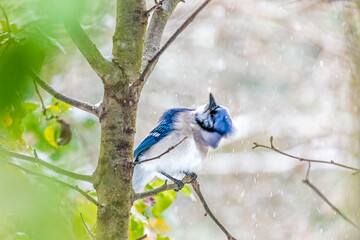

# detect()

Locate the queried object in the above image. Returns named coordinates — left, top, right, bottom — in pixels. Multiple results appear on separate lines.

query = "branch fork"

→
left=253, top=136, right=359, bottom=229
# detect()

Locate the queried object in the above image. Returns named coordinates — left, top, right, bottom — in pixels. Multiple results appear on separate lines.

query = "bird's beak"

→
left=208, top=93, right=218, bottom=111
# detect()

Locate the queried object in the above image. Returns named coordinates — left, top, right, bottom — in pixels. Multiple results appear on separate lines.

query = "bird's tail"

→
left=132, top=165, right=155, bottom=193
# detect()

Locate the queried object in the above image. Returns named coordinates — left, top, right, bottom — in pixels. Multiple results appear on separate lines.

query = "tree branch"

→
left=132, top=0, right=212, bottom=89
left=191, top=181, right=237, bottom=240
left=63, top=18, right=113, bottom=82
left=80, top=213, right=95, bottom=238
left=141, top=0, right=181, bottom=73
left=134, top=174, right=194, bottom=200
left=5, top=161, right=98, bottom=206
left=303, top=178, right=358, bottom=229
left=252, top=136, right=360, bottom=173
left=29, top=70, right=99, bottom=116
left=253, top=136, right=359, bottom=229
left=134, top=182, right=177, bottom=200
left=133, top=136, right=187, bottom=165
left=0, top=145, right=92, bottom=182
left=136, top=234, right=147, bottom=240
left=145, top=0, right=165, bottom=16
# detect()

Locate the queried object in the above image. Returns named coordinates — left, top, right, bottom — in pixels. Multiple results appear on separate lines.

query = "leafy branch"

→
left=253, top=136, right=359, bottom=229
left=29, top=70, right=99, bottom=116
left=134, top=171, right=237, bottom=239
left=0, top=145, right=92, bottom=182
left=4, top=160, right=98, bottom=206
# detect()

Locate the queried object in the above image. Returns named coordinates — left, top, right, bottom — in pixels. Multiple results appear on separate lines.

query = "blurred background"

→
left=0, top=0, right=359, bottom=239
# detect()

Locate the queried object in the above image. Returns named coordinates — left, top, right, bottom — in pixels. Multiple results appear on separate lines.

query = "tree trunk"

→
left=92, top=93, right=137, bottom=239
left=92, top=0, right=147, bottom=238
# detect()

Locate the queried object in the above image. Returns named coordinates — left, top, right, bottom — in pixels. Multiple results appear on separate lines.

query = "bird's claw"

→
left=174, top=179, right=184, bottom=192
left=182, top=172, right=197, bottom=184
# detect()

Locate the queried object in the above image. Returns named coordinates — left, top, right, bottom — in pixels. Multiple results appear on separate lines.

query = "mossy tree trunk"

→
left=91, top=1, right=147, bottom=239
left=59, top=0, right=183, bottom=238
left=90, top=0, right=180, bottom=239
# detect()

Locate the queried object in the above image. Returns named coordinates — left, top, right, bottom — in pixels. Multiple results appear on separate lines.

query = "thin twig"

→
left=29, top=70, right=99, bottom=116
left=145, top=0, right=164, bottom=16
left=136, top=234, right=147, bottom=240
left=33, top=79, right=58, bottom=121
left=0, top=145, right=92, bottom=182
left=80, top=213, right=95, bottom=239
left=5, top=161, right=98, bottom=206
left=253, top=136, right=359, bottom=229
left=252, top=136, right=360, bottom=173
left=303, top=179, right=359, bottom=229
left=132, top=0, right=211, bottom=88
left=306, top=162, right=311, bottom=180
left=33, top=79, right=46, bottom=115
left=191, top=181, right=237, bottom=240
left=134, top=136, right=188, bottom=165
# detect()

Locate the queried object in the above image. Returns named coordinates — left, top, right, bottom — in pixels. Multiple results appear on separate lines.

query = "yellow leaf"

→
left=149, top=218, right=170, bottom=233
left=47, top=105, right=60, bottom=113
left=44, top=125, right=58, bottom=147
left=4, top=112, right=12, bottom=127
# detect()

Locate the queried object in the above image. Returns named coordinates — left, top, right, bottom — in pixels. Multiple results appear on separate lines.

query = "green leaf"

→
left=180, top=185, right=191, bottom=197
left=129, top=216, right=145, bottom=240
left=44, top=125, right=58, bottom=147
left=10, top=23, right=18, bottom=34
left=157, top=235, right=170, bottom=240
left=134, top=200, right=147, bottom=215
left=21, top=102, right=39, bottom=112
left=1, top=20, right=9, bottom=33
left=152, top=191, right=176, bottom=217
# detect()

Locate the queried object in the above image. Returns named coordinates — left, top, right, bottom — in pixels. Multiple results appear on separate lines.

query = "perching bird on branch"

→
left=132, top=93, right=233, bottom=193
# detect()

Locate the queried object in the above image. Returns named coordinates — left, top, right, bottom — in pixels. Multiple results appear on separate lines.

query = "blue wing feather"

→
left=134, top=124, right=173, bottom=161
left=133, top=108, right=194, bottom=161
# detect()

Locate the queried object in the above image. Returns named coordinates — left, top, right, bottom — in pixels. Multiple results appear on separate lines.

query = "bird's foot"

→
left=173, top=179, right=184, bottom=192
left=160, top=171, right=184, bottom=192
left=183, top=172, right=197, bottom=184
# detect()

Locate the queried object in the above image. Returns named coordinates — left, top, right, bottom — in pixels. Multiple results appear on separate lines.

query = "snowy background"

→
left=51, top=0, right=360, bottom=239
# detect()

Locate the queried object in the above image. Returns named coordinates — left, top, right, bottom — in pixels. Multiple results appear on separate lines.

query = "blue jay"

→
left=132, top=93, right=233, bottom=193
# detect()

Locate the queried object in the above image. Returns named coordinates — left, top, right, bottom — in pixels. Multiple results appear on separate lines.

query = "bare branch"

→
left=134, top=136, right=187, bottom=165
left=305, top=162, right=311, bottom=180
left=191, top=181, right=237, bottom=240
left=63, top=19, right=113, bottom=82
left=303, top=179, right=358, bottom=229
left=29, top=70, right=99, bottom=116
left=0, top=145, right=92, bottom=182
left=136, top=234, right=147, bottom=240
left=252, top=136, right=360, bottom=173
left=5, top=161, right=98, bottom=206
left=132, top=0, right=212, bottom=89
left=145, top=0, right=165, bottom=16
left=80, top=213, right=95, bottom=238
left=253, top=136, right=359, bottom=229
left=134, top=182, right=177, bottom=200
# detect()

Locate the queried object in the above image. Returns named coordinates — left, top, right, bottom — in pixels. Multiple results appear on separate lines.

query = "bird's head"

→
left=195, top=93, right=233, bottom=148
